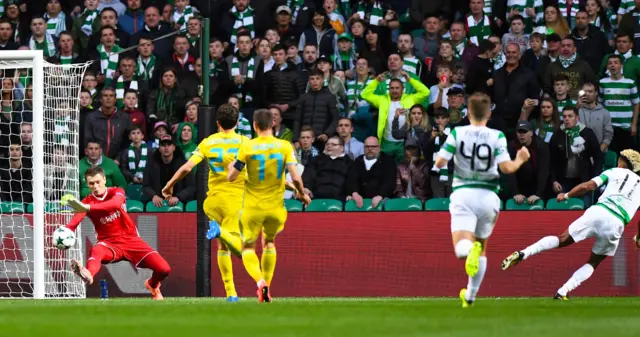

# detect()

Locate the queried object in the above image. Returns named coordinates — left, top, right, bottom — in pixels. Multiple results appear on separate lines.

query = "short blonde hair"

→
left=468, top=92, right=491, bottom=121
left=620, top=149, right=640, bottom=173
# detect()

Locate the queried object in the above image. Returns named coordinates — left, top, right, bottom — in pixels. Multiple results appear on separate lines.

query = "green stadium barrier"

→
left=285, top=199, right=303, bottom=212
left=344, top=199, right=382, bottom=211
left=185, top=200, right=197, bottom=212
left=0, top=202, right=25, bottom=213
left=126, top=200, right=145, bottom=213
left=145, top=201, right=184, bottom=212
left=126, top=184, right=144, bottom=201
left=604, top=151, right=617, bottom=170
left=546, top=198, right=584, bottom=210
left=424, top=198, right=450, bottom=211
left=305, top=199, right=343, bottom=212
left=384, top=198, right=423, bottom=211
left=505, top=198, right=544, bottom=210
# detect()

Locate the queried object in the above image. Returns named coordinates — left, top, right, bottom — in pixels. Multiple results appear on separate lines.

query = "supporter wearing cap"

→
left=508, top=120, right=550, bottom=205
left=149, top=121, right=169, bottom=150
left=143, top=134, right=195, bottom=207
left=275, top=5, right=300, bottom=42
left=314, top=53, right=349, bottom=114
left=394, top=136, right=430, bottom=201
left=332, top=32, right=356, bottom=75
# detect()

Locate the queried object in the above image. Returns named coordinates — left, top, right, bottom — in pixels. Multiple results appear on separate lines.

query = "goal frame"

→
left=0, top=50, right=46, bottom=298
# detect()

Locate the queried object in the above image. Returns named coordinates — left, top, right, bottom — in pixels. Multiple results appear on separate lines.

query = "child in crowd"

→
left=423, top=107, right=452, bottom=198
left=120, top=124, right=148, bottom=184
left=552, top=74, right=576, bottom=116
left=227, top=96, right=252, bottom=138
left=501, top=15, right=530, bottom=55
left=122, top=89, right=146, bottom=138
left=185, top=100, right=198, bottom=125
left=297, top=125, right=319, bottom=166
left=148, top=121, right=169, bottom=151
left=172, top=0, right=198, bottom=31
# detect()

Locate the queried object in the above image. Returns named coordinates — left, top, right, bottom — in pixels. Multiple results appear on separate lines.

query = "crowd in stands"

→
left=1, top=0, right=639, bottom=210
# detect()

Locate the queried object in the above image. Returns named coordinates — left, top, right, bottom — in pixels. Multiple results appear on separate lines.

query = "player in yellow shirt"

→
left=228, top=108, right=310, bottom=303
left=162, top=104, right=247, bottom=302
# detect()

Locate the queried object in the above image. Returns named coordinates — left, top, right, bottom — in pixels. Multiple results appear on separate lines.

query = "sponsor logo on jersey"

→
left=100, top=211, right=122, bottom=225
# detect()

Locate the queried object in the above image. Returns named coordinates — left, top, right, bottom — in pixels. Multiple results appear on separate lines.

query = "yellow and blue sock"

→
left=242, top=249, right=263, bottom=283
left=217, top=250, right=237, bottom=298
left=261, top=248, right=277, bottom=285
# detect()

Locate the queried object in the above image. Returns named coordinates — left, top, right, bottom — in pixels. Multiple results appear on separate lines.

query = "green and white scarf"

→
left=80, top=9, right=99, bottom=36
left=230, top=6, right=255, bottom=45
left=559, top=53, right=576, bottom=68
left=483, top=0, right=493, bottom=16
left=98, top=44, right=122, bottom=86
left=128, top=142, right=148, bottom=180
left=356, top=1, right=384, bottom=26
left=115, top=76, right=138, bottom=108
left=59, top=55, right=73, bottom=64
left=403, top=56, right=420, bottom=78
left=346, top=77, right=372, bottom=116
left=44, top=12, right=66, bottom=37
left=54, top=116, right=70, bottom=146
left=507, top=0, right=543, bottom=34
left=172, top=5, right=196, bottom=31
left=536, top=121, right=555, bottom=143
left=231, top=56, right=255, bottom=103
left=454, top=39, right=467, bottom=59
left=493, top=52, right=506, bottom=70
left=137, top=55, right=156, bottom=80
left=29, top=34, right=57, bottom=57
left=556, top=98, right=576, bottom=114
left=466, top=14, right=491, bottom=46
left=557, top=0, right=579, bottom=22
left=340, top=0, right=352, bottom=17
left=187, top=33, right=199, bottom=48
left=565, top=125, right=581, bottom=146
left=431, top=127, right=451, bottom=181
left=287, top=0, right=304, bottom=24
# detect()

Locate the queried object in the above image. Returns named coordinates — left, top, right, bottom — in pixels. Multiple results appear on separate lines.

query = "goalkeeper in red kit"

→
left=63, top=167, right=171, bottom=300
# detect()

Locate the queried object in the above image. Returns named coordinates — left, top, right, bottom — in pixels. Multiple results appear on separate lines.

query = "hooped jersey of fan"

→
left=437, top=125, right=511, bottom=194
left=592, top=167, right=640, bottom=225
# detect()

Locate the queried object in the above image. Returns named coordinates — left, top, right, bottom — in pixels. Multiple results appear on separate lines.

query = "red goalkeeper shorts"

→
left=96, top=236, right=157, bottom=267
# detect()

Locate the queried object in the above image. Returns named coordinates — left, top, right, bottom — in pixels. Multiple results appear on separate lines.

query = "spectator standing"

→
left=570, top=10, right=611, bottom=74
left=225, top=32, right=260, bottom=111
left=362, top=71, right=430, bottom=163
left=346, top=56, right=374, bottom=141
left=185, top=17, right=202, bottom=56
left=147, top=68, right=188, bottom=131
left=121, top=89, right=146, bottom=137
left=89, top=26, right=121, bottom=88
left=508, top=121, right=550, bottom=205
left=493, top=43, right=540, bottom=133
left=298, top=8, right=338, bottom=57
left=534, top=98, right=561, bottom=143
left=346, top=136, right=397, bottom=209
left=544, top=37, right=597, bottom=99
left=297, top=44, right=318, bottom=84
left=422, top=108, right=452, bottom=198
left=84, top=88, right=131, bottom=161
left=450, top=21, right=479, bottom=68
left=618, top=0, right=640, bottom=54
left=505, top=1, right=544, bottom=35
left=271, top=106, right=294, bottom=142
left=135, top=36, right=164, bottom=100
left=464, top=39, right=496, bottom=97
left=429, top=63, right=454, bottom=108
left=578, top=82, right=613, bottom=152
left=44, top=0, right=69, bottom=39
left=394, top=137, right=430, bottom=201
left=72, top=0, right=101, bottom=54
left=397, top=33, right=427, bottom=83
left=119, top=0, right=144, bottom=35
left=221, top=0, right=259, bottom=50
left=296, top=126, right=319, bottom=166
left=79, top=140, right=127, bottom=198
left=535, top=33, right=562, bottom=85
left=549, top=107, right=602, bottom=207
left=0, top=141, right=32, bottom=203
left=337, top=117, right=364, bottom=159
left=598, top=33, right=640, bottom=83
left=119, top=125, right=147, bottom=184
left=226, top=96, right=252, bottom=138
left=274, top=6, right=301, bottom=42
left=294, top=68, right=340, bottom=149
left=142, top=135, right=195, bottom=206
left=414, top=15, right=441, bottom=64
left=0, top=20, right=19, bottom=51
left=552, top=74, right=577, bottom=113
left=521, top=32, right=546, bottom=76
left=44, top=146, right=77, bottom=200
left=87, top=7, right=130, bottom=52
left=29, top=17, right=58, bottom=58
left=113, top=56, right=137, bottom=108
left=501, top=15, right=529, bottom=54
left=48, top=31, right=84, bottom=64
left=261, top=43, right=305, bottom=128
left=169, top=35, right=196, bottom=82
left=128, top=6, right=173, bottom=61
left=98, top=0, right=126, bottom=16
left=599, top=54, right=640, bottom=152
left=465, top=0, right=499, bottom=47
left=19, top=123, right=33, bottom=159
left=315, top=54, right=348, bottom=114
left=391, top=104, right=429, bottom=145
left=302, top=135, right=352, bottom=200
left=446, top=87, right=468, bottom=124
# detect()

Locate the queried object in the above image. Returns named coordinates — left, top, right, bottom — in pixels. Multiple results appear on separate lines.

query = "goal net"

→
left=0, top=51, right=89, bottom=298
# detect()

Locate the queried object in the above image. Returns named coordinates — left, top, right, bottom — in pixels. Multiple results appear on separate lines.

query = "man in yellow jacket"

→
left=361, top=71, right=430, bottom=162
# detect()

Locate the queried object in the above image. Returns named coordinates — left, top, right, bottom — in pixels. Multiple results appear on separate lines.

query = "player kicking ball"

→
left=162, top=104, right=247, bottom=302
left=227, top=109, right=310, bottom=302
left=502, top=149, right=640, bottom=299
left=62, top=167, right=171, bottom=300
left=435, top=93, right=530, bottom=308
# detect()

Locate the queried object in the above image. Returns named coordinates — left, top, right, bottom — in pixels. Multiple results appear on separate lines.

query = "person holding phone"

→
left=429, top=63, right=454, bottom=109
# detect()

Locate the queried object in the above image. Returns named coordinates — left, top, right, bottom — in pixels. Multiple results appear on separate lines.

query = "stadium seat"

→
left=0, top=202, right=25, bottom=213
left=344, top=199, right=382, bottom=211
left=145, top=201, right=184, bottom=212
left=185, top=200, right=197, bottom=212
left=27, top=202, right=64, bottom=213
left=424, top=198, right=450, bottom=211
left=305, top=199, right=343, bottom=212
left=505, top=198, right=544, bottom=210
left=126, top=184, right=144, bottom=201
left=126, top=200, right=145, bottom=213
left=604, top=151, right=617, bottom=170
left=384, top=198, right=423, bottom=211
left=545, top=198, right=584, bottom=210
left=285, top=199, right=303, bottom=212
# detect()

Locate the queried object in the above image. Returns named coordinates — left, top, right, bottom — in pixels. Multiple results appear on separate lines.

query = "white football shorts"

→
left=568, top=205, right=624, bottom=256
left=449, top=188, right=500, bottom=239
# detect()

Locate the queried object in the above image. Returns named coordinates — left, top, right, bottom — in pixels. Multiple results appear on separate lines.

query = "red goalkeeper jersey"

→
left=66, top=187, right=138, bottom=241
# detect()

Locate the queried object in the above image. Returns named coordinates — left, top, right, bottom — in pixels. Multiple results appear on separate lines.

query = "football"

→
left=52, top=227, right=76, bottom=250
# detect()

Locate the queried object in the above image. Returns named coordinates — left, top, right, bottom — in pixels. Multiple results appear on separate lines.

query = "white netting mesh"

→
left=0, top=60, right=89, bottom=298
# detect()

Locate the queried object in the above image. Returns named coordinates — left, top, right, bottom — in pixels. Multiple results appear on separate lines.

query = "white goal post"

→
left=0, top=50, right=90, bottom=298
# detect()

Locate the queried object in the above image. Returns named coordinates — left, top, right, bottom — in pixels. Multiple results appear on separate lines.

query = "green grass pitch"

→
left=1, top=297, right=638, bottom=336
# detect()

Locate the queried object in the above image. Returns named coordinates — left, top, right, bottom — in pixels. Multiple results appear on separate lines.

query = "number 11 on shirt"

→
left=251, top=153, right=284, bottom=181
